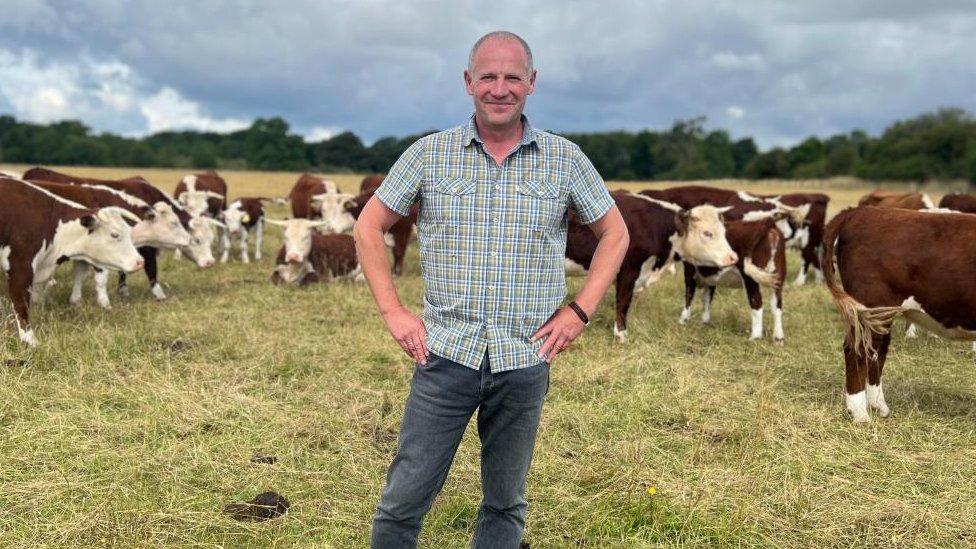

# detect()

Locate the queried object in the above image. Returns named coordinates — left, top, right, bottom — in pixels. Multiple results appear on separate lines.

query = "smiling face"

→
left=464, top=36, right=536, bottom=133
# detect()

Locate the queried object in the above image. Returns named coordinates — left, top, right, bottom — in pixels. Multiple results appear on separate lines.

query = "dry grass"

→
left=1, top=165, right=975, bottom=547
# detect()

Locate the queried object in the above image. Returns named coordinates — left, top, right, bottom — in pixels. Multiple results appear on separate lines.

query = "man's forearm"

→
left=573, top=225, right=629, bottom=316
left=354, top=224, right=404, bottom=315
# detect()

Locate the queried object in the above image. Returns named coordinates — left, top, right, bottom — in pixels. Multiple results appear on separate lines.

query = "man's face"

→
left=464, top=38, right=536, bottom=131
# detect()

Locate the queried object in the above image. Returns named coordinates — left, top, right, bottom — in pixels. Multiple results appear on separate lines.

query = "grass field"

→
left=1, top=165, right=975, bottom=547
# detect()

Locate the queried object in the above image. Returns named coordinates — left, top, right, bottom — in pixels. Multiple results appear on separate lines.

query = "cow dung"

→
left=250, top=454, right=278, bottom=465
left=223, top=491, right=290, bottom=521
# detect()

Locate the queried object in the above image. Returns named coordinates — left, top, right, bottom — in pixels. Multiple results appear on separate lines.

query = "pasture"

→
left=1, top=165, right=975, bottom=547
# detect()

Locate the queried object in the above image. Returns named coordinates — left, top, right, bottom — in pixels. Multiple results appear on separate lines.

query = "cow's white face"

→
left=671, top=205, right=738, bottom=268
left=71, top=209, right=144, bottom=272
left=131, top=203, right=192, bottom=249
left=311, top=193, right=356, bottom=234
left=221, top=201, right=251, bottom=235
left=179, top=216, right=218, bottom=267
left=179, top=190, right=220, bottom=217
left=268, top=218, right=328, bottom=264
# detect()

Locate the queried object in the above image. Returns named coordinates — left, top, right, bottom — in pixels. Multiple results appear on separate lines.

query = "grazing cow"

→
left=174, top=171, right=228, bottom=218
left=219, top=198, right=268, bottom=263
left=821, top=206, right=976, bottom=422
left=309, top=192, right=358, bottom=234
left=857, top=189, right=934, bottom=210
left=0, top=177, right=144, bottom=345
left=23, top=167, right=219, bottom=300
left=360, top=174, right=385, bottom=195
left=768, top=193, right=830, bottom=285
left=346, top=191, right=418, bottom=276
left=566, top=192, right=738, bottom=342
left=679, top=215, right=787, bottom=343
left=289, top=173, right=339, bottom=219
left=938, top=193, right=976, bottom=213
left=267, top=219, right=362, bottom=285
left=29, top=180, right=192, bottom=308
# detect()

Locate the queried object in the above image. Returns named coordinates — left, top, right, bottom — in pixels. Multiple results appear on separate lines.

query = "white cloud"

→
left=139, top=87, right=249, bottom=134
left=727, top=105, right=745, bottom=119
left=303, top=125, right=343, bottom=143
left=710, top=51, right=765, bottom=71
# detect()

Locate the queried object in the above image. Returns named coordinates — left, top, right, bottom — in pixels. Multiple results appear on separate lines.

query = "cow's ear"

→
left=675, top=210, right=690, bottom=235
left=79, top=214, right=98, bottom=233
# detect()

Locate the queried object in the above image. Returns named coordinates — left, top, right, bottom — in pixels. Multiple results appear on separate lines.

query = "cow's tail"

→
left=821, top=208, right=903, bottom=358
left=743, top=260, right=779, bottom=289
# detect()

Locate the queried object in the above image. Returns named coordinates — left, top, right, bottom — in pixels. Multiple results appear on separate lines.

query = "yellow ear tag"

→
left=242, top=214, right=251, bottom=223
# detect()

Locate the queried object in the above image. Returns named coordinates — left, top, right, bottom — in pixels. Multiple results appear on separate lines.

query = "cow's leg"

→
left=743, top=276, right=763, bottom=340
left=94, top=268, right=112, bottom=309
left=220, top=226, right=231, bottom=263
left=117, top=272, right=129, bottom=297
left=140, top=248, right=165, bottom=301
left=8, top=264, right=36, bottom=346
left=792, top=263, right=807, bottom=286
left=905, top=322, right=918, bottom=339
left=701, top=286, right=715, bottom=324
left=239, top=229, right=250, bottom=263
left=811, top=245, right=824, bottom=283
left=392, top=230, right=409, bottom=277
left=614, top=267, right=639, bottom=343
left=844, top=329, right=870, bottom=423
left=254, top=220, right=264, bottom=261
left=69, top=261, right=89, bottom=307
left=772, top=286, right=785, bottom=345
left=866, top=332, right=892, bottom=418
left=678, top=262, right=696, bottom=325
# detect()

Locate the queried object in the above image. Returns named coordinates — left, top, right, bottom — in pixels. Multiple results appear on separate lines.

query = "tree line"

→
left=1, top=108, right=974, bottom=183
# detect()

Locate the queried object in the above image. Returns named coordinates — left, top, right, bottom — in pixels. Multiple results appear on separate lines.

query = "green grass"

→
left=2, top=181, right=976, bottom=547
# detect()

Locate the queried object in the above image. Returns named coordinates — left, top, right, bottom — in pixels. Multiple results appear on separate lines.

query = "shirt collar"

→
left=463, top=114, right=538, bottom=149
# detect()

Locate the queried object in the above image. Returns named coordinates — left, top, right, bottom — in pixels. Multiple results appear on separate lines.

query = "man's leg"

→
left=471, top=360, right=549, bottom=549
left=372, top=354, right=482, bottom=548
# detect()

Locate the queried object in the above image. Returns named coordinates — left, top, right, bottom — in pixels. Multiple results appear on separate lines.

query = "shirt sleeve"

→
left=567, top=144, right=614, bottom=224
left=374, top=138, right=426, bottom=216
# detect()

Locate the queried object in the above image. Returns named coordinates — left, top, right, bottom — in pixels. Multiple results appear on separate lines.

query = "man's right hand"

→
left=383, top=306, right=429, bottom=365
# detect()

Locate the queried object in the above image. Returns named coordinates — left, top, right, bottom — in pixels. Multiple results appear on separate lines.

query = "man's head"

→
left=464, top=31, right=536, bottom=132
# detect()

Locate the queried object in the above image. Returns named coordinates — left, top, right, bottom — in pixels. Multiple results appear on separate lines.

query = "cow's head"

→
left=266, top=218, right=328, bottom=264
left=179, top=190, right=224, bottom=217
left=68, top=207, right=145, bottom=272
left=179, top=216, right=222, bottom=267
left=769, top=201, right=811, bottom=243
left=310, top=192, right=357, bottom=234
left=220, top=201, right=253, bottom=236
left=671, top=205, right=738, bottom=268
left=130, top=202, right=192, bottom=249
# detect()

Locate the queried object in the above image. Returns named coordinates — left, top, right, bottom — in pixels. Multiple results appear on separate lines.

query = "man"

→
left=354, top=31, right=629, bottom=548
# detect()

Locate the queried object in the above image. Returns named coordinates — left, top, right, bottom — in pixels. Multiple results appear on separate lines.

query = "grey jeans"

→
left=371, top=352, right=549, bottom=548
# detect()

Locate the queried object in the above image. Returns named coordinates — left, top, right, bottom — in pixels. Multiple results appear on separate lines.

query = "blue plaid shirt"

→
left=375, top=115, right=613, bottom=372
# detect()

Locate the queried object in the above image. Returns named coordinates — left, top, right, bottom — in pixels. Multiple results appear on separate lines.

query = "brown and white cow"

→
left=360, top=174, right=385, bottom=195
left=346, top=191, right=418, bottom=276
left=566, top=191, right=738, bottom=342
left=29, top=180, right=191, bottom=308
left=679, top=215, right=787, bottom=343
left=821, top=206, right=976, bottom=422
left=938, top=193, right=976, bottom=213
left=310, top=192, right=358, bottom=234
left=23, top=167, right=219, bottom=300
left=266, top=219, right=362, bottom=285
left=219, top=198, right=268, bottom=263
left=289, top=173, right=339, bottom=219
left=174, top=171, right=228, bottom=218
left=0, top=177, right=144, bottom=345
left=639, top=185, right=766, bottom=209
left=769, top=193, right=830, bottom=285
left=857, top=189, right=934, bottom=210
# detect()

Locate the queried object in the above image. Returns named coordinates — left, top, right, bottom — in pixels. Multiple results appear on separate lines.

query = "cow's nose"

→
left=134, top=258, right=145, bottom=271
left=286, top=253, right=301, bottom=263
left=203, top=258, right=215, bottom=268
left=727, top=253, right=738, bottom=266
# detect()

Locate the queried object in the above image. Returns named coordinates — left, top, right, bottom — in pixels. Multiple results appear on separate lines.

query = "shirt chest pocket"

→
left=515, top=179, right=561, bottom=229
left=427, top=176, right=478, bottom=225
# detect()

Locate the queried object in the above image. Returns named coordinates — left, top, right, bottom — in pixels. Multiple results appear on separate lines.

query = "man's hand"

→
left=383, top=306, right=429, bottom=365
left=530, top=307, right=586, bottom=362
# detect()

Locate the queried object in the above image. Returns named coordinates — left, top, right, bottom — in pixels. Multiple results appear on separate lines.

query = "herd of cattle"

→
left=1, top=167, right=976, bottom=423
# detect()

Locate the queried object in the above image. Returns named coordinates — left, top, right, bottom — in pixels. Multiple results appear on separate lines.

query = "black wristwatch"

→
left=568, top=301, right=590, bottom=326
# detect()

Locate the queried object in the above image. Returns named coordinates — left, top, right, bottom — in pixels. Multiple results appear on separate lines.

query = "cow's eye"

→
left=703, top=231, right=714, bottom=239
left=110, top=232, right=120, bottom=239
left=192, top=238, right=201, bottom=245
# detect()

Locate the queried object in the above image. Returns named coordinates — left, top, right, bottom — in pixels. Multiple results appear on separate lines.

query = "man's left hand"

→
left=530, top=306, right=586, bottom=362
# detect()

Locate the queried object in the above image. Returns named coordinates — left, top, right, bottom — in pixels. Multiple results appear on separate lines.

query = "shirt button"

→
left=493, top=216, right=499, bottom=223
left=486, top=319, right=493, bottom=325
left=488, top=285, right=494, bottom=291
left=493, top=185, right=500, bottom=191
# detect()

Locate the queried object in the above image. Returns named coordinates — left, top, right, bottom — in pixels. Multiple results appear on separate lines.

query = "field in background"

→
left=1, top=166, right=975, bottom=547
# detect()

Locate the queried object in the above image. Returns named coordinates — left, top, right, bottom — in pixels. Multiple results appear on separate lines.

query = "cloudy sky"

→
left=1, top=0, right=974, bottom=148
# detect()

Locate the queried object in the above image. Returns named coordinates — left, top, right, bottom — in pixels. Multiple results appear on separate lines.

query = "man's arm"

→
left=531, top=204, right=629, bottom=360
left=353, top=196, right=429, bottom=364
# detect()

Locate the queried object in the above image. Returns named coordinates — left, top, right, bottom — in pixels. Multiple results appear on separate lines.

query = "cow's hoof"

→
left=117, top=286, right=129, bottom=297
left=69, top=299, right=82, bottom=308
left=773, top=338, right=785, bottom=346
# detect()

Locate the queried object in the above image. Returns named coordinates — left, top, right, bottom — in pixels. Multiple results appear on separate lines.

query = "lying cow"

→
left=267, top=219, right=362, bottom=285
left=289, top=173, right=339, bottom=219
left=822, top=206, right=976, bottom=422
left=219, top=198, right=268, bottom=263
left=566, top=191, right=738, bottom=342
left=0, top=177, right=144, bottom=346
left=857, top=189, right=934, bottom=210
left=679, top=214, right=787, bottom=343
left=29, top=180, right=191, bottom=308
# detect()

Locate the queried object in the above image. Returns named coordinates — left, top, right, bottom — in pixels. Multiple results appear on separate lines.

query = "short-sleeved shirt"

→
left=375, top=114, right=613, bottom=372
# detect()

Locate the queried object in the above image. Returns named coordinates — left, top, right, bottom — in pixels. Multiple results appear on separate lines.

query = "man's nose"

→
left=489, top=79, right=507, bottom=97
